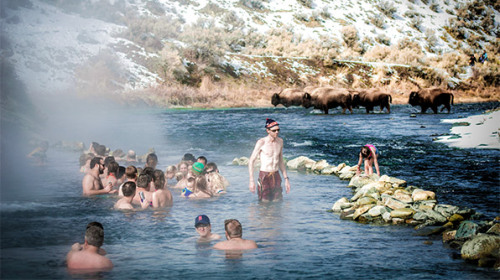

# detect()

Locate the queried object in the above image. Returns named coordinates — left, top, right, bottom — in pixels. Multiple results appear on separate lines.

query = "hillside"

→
left=1, top=0, right=499, bottom=108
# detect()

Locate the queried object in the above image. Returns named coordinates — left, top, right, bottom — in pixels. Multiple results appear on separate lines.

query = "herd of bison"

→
left=271, top=86, right=454, bottom=114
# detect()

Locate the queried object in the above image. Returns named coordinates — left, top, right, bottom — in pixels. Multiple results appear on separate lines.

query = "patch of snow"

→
left=436, top=110, right=500, bottom=149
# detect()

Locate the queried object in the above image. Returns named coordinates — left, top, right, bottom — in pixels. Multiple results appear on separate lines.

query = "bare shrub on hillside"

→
left=239, top=0, right=266, bottom=10
left=200, top=2, right=226, bottom=17
left=364, top=45, right=391, bottom=62
left=409, top=16, right=423, bottom=32
left=369, top=14, right=385, bottom=29
left=341, top=26, right=359, bottom=48
left=404, top=10, right=420, bottom=19
left=222, top=11, right=246, bottom=32
left=425, top=29, right=439, bottom=51
left=320, top=7, right=331, bottom=19
left=428, top=52, right=466, bottom=79
left=429, top=1, right=440, bottom=13
left=297, top=0, right=314, bottom=8
left=122, top=16, right=183, bottom=51
left=375, top=34, right=391, bottom=46
left=378, top=1, right=397, bottom=19
left=146, top=0, right=165, bottom=16
left=75, top=50, right=127, bottom=96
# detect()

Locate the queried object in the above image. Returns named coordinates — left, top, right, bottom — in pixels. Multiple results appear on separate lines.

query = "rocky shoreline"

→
left=233, top=155, right=500, bottom=270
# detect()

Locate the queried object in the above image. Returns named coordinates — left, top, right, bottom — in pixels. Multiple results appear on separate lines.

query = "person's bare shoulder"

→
left=213, top=240, right=229, bottom=250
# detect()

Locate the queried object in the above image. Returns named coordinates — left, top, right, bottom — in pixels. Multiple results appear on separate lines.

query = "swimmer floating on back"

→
left=356, top=144, right=380, bottom=177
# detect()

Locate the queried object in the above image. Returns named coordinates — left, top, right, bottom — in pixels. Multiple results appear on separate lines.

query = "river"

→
left=1, top=101, right=499, bottom=279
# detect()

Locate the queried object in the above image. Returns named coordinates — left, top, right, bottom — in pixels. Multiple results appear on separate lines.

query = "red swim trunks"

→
left=258, top=171, right=283, bottom=201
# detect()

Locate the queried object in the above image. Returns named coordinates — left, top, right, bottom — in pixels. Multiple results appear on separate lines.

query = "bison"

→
left=409, top=87, right=454, bottom=114
left=302, top=87, right=353, bottom=114
left=351, top=89, right=392, bottom=113
left=271, top=88, right=306, bottom=107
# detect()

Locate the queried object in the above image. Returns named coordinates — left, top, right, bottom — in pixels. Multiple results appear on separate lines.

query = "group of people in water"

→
left=69, top=118, right=380, bottom=271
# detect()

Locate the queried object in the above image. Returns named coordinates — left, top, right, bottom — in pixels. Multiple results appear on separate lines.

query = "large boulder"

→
left=379, top=175, right=407, bottom=188
left=311, top=160, right=329, bottom=173
left=348, top=174, right=379, bottom=189
left=331, top=197, right=353, bottom=212
left=461, top=234, right=500, bottom=263
left=287, top=156, right=316, bottom=170
left=456, top=221, right=479, bottom=240
left=390, top=208, right=415, bottom=219
left=412, top=189, right=436, bottom=201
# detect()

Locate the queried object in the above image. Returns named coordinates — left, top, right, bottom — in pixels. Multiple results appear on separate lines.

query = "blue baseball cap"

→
left=195, top=215, right=210, bottom=227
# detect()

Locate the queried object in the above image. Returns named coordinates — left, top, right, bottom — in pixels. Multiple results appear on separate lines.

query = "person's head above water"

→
left=224, top=219, right=243, bottom=238
left=265, top=118, right=279, bottom=129
left=360, top=146, right=370, bottom=158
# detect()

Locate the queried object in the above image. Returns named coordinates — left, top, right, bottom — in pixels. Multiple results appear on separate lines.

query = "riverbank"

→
left=436, top=109, right=500, bottom=149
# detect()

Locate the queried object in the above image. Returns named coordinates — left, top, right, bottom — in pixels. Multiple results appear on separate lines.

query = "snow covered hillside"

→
left=1, top=0, right=498, bottom=95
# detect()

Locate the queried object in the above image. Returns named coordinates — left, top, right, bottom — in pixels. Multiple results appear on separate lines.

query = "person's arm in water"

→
left=278, top=144, right=290, bottom=194
left=248, top=139, right=264, bottom=193
left=356, top=153, right=363, bottom=174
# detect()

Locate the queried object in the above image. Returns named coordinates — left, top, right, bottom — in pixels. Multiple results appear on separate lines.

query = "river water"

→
left=1, top=102, right=499, bottom=279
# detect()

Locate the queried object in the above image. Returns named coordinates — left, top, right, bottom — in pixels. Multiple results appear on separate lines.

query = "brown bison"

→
left=271, top=88, right=305, bottom=107
left=351, top=89, right=392, bottom=113
left=409, top=87, right=454, bottom=113
left=302, top=87, right=353, bottom=114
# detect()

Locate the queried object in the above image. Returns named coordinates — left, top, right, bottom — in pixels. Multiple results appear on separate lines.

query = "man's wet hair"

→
left=95, top=145, right=106, bottom=156
left=146, top=153, right=158, bottom=166
left=90, top=157, right=102, bottom=169
left=104, top=156, right=115, bottom=168
left=117, top=166, right=126, bottom=179
left=153, top=169, right=165, bottom=190
left=142, top=167, right=154, bottom=178
left=122, top=181, right=136, bottom=197
left=125, top=166, right=137, bottom=180
left=205, top=162, right=218, bottom=172
left=85, top=224, right=104, bottom=247
left=197, top=156, right=207, bottom=164
left=137, top=174, right=152, bottom=189
left=86, top=221, right=103, bottom=230
left=108, top=161, right=119, bottom=174
left=182, top=153, right=196, bottom=163
left=224, top=219, right=242, bottom=238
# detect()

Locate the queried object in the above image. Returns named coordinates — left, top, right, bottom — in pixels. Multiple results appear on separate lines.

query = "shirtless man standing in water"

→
left=82, top=157, right=116, bottom=196
left=248, top=118, right=291, bottom=201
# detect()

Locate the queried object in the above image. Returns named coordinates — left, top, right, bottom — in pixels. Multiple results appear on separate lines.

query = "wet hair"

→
left=122, top=181, right=136, bottom=197
left=117, top=166, right=126, bottom=179
left=224, top=219, right=242, bottom=238
left=104, top=156, right=115, bottom=168
left=90, top=157, right=102, bottom=169
left=194, top=175, right=212, bottom=196
left=146, top=153, right=158, bottom=167
left=108, top=161, right=119, bottom=174
left=125, top=166, right=137, bottom=180
left=137, top=174, right=151, bottom=189
left=85, top=224, right=104, bottom=247
left=197, top=156, right=207, bottom=165
left=95, top=145, right=106, bottom=156
left=206, top=172, right=226, bottom=193
left=175, top=172, right=184, bottom=181
left=142, top=167, right=154, bottom=178
left=205, top=162, right=218, bottom=173
left=360, top=146, right=370, bottom=158
left=153, top=169, right=165, bottom=190
left=86, top=221, right=103, bottom=230
left=182, top=153, right=196, bottom=163
left=136, top=167, right=143, bottom=175
left=166, top=165, right=177, bottom=174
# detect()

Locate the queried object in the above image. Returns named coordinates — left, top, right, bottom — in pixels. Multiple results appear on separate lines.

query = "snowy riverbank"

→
left=436, top=110, right=500, bottom=149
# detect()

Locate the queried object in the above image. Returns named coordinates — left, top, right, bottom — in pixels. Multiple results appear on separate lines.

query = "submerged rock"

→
left=461, top=234, right=500, bottom=264
left=456, top=221, right=479, bottom=240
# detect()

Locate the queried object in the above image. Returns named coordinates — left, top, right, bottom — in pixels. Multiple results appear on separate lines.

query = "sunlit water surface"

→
left=1, top=103, right=499, bottom=279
